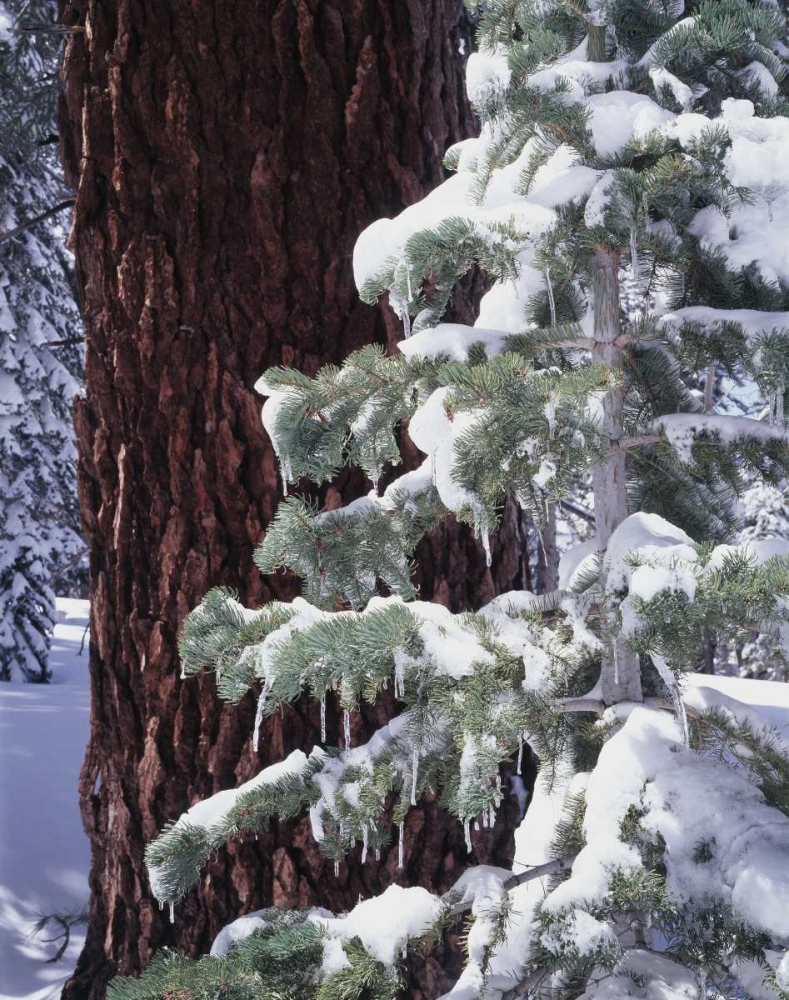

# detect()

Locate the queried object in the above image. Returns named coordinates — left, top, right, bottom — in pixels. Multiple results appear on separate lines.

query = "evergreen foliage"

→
left=0, top=1, right=84, bottom=681
left=116, top=1, right=789, bottom=997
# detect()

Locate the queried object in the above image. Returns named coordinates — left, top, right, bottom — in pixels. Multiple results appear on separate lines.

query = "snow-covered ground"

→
left=0, top=599, right=90, bottom=1000
left=685, top=671, right=789, bottom=733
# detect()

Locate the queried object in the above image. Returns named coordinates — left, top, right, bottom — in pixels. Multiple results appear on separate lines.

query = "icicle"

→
left=398, top=821, right=405, bottom=869
left=281, top=456, right=293, bottom=496
left=343, top=708, right=351, bottom=751
left=482, top=807, right=489, bottom=829
left=464, top=820, right=472, bottom=853
left=334, top=859, right=340, bottom=878
left=481, top=526, right=492, bottom=568
left=382, top=677, right=388, bottom=691
left=168, top=903, right=175, bottom=925
left=516, top=736, right=524, bottom=774
left=489, top=802, right=496, bottom=827
left=630, top=227, right=640, bottom=288
left=410, top=745, right=419, bottom=806
left=321, top=693, right=327, bottom=743
left=252, top=679, right=271, bottom=752
left=545, top=266, right=557, bottom=326
left=405, top=253, right=413, bottom=304
left=613, top=640, right=620, bottom=686
left=474, top=820, right=480, bottom=832
left=675, top=687, right=690, bottom=747
left=402, top=943, right=408, bottom=959
left=395, top=658, right=405, bottom=700
left=536, top=526, right=548, bottom=569
left=375, top=847, right=380, bottom=862
left=361, top=823, right=369, bottom=865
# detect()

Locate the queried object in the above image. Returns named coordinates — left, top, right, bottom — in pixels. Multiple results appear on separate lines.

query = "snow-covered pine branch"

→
left=117, top=1, right=789, bottom=998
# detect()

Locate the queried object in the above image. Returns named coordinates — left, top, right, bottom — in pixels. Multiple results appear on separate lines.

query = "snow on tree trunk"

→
left=57, top=2, right=526, bottom=997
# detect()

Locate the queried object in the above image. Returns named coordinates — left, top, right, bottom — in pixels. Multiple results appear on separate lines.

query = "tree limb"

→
left=0, top=200, right=75, bottom=247
left=557, top=695, right=676, bottom=713
left=559, top=498, right=596, bottom=524
left=13, top=24, right=85, bottom=34
left=44, top=337, right=84, bottom=349
left=615, top=433, right=664, bottom=452
left=443, top=853, right=579, bottom=920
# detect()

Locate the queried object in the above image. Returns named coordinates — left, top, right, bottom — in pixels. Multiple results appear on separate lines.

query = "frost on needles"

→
left=113, top=2, right=789, bottom=999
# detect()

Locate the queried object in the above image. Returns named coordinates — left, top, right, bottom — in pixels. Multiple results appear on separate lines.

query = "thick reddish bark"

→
left=58, top=2, right=530, bottom=997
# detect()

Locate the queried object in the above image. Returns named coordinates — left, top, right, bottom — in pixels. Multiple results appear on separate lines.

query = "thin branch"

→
left=559, top=497, right=595, bottom=524
left=44, top=337, right=84, bottom=349
left=615, top=433, right=664, bottom=451
left=557, top=696, right=608, bottom=714
left=557, top=695, right=675, bottom=714
left=13, top=24, right=85, bottom=34
left=0, top=200, right=75, bottom=246
left=443, top=853, right=578, bottom=920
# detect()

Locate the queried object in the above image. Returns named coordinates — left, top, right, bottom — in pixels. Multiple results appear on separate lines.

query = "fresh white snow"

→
left=0, top=598, right=90, bottom=1000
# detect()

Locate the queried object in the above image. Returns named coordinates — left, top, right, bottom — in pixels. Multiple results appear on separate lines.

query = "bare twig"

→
left=30, top=908, right=88, bottom=963
left=0, top=199, right=75, bottom=246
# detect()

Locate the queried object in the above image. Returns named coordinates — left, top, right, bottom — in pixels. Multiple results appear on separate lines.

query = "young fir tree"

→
left=111, top=1, right=789, bottom=998
left=0, top=1, right=84, bottom=682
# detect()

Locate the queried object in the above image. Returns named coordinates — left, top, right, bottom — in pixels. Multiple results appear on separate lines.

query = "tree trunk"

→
left=590, top=248, right=642, bottom=705
left=57, top=2, right=529, bottom=998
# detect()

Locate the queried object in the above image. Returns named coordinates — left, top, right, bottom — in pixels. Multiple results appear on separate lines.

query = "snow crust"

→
left=465, top=47, right=511, bottom=105
left=603, top=513, right=696, bottom=595
left=181, top=749, right=312, bottom=834
left=312, top=884, right=443, bottom=967
left=398, top=323, right=511, bottom=363
left=547, top=704, right=789, bottom=939
left=655, top=413, right=789, bottom=465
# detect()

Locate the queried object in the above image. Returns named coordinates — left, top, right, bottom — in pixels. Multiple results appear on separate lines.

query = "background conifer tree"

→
left=107, top=0, right=789, bottom=997
left=0, top=0, right=84, bottom=682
